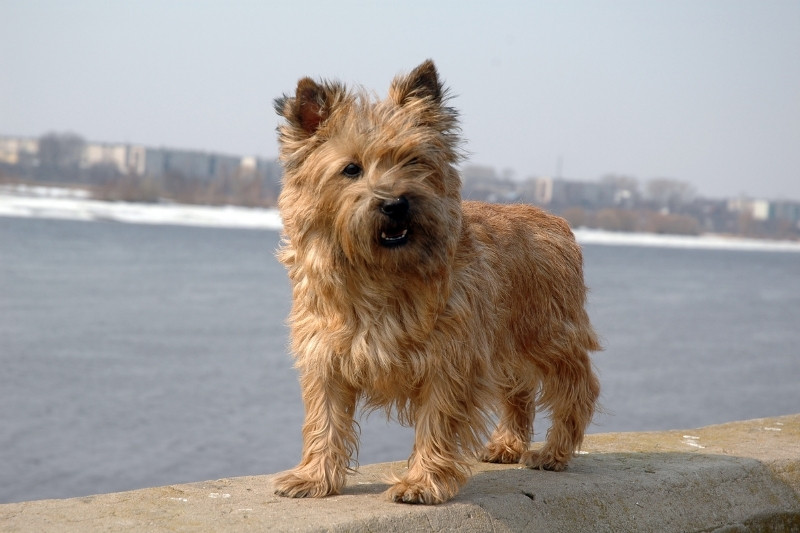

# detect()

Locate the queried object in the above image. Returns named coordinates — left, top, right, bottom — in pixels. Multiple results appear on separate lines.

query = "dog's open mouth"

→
left=379, top=226, right=409, bottom=247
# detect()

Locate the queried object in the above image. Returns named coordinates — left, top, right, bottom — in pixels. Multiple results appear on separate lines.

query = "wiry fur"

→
left=272, top=60, right=601, bottom=505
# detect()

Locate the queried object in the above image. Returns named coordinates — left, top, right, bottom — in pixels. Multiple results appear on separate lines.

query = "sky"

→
left=2, top=1, right=799, bottom=200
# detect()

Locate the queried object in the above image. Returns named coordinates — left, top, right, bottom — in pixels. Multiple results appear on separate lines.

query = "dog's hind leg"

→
left=521, top=349, right=599, bottom=471
left=480, top=387, right=535, bottom=464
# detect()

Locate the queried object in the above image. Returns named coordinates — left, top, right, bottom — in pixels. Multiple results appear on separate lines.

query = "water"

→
left=1, top=217, right=798, bottom=503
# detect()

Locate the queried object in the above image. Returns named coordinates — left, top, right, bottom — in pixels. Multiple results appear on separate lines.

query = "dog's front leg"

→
left=386, top=385, right=471, bottom=504
left=273, top=370, right=358, bottom=498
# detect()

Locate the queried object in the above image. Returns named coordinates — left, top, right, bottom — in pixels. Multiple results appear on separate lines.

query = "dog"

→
left=272, top=60, right=600, bottom=504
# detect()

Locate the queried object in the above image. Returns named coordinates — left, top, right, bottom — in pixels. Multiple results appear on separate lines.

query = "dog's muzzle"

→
left=379, top=196, right=410, bottom=247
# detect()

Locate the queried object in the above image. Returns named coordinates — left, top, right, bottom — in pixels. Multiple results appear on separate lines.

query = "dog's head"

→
left=275, top=60, right=463, bottom=277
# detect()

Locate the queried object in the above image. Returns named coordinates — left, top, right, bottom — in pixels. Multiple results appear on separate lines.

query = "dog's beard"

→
left=335, top=193, right=459, bottom=278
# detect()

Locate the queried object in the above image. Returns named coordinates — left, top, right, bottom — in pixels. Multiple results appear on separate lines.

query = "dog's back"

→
left=461, top=200, right=600, bottom=354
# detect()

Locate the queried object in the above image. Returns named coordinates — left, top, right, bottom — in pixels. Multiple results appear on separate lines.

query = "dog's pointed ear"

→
left=389, top=59, right=443, bottom=106
left=274, top=77, right=339, bottom=136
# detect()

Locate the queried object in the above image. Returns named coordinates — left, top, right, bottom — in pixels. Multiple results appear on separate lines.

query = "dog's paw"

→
left=520, top=449, right=569, bottom=472
left=273, top=470, right=338, bottom=499
left=385, top=480, right=449, bottom=505
left=480, top=442, right=524, bottom=464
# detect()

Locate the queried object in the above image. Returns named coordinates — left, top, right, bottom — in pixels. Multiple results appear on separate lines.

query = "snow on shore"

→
left=1, top=186, right=799, bottom=253
left=572, top=228, right=800, bottom=253
left=0, top=186, right=282, bottom=230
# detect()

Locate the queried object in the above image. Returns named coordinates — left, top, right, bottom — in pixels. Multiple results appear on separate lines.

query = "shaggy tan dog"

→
left=272, top=60, right=600, bottom=504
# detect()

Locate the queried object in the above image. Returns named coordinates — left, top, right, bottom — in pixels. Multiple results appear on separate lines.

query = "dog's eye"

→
left=342, top=163, right=362, bottom=178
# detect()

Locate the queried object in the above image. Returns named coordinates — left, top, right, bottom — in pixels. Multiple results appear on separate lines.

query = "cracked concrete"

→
left=2, top=414, right=799, bottom=532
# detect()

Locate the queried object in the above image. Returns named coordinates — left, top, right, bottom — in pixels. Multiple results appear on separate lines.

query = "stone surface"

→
left=2, top=414, right=799, bottom=532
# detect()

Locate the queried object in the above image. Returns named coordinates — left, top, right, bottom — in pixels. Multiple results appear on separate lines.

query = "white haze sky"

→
left=2, top=1, right=799, bottom=200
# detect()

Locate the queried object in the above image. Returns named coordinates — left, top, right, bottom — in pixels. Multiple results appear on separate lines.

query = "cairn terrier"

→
left=272, top=60, right=600, bottom=505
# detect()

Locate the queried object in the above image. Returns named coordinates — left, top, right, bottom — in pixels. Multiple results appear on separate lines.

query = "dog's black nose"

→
left=380, top=196, right=409, bottom=221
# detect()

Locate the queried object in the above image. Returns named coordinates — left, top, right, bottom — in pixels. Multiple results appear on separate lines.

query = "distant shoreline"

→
left=2, top=186, right=799, bottom=253
left=571, top=227, right=800, bottom=253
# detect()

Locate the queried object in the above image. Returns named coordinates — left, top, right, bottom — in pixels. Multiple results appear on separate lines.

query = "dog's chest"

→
left=332, top=297, right=437, bottom=381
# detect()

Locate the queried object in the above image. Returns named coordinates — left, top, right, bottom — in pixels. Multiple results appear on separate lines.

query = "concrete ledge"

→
left=2, top=415, right=799, bottom=532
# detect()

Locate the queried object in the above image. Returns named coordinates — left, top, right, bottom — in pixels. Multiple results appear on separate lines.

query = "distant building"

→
left=728, top=197, right=771, bottom=222
left=728, top=196, right=800, bottom=227
left=0, top=136, right=38, bottom=166
left=526, top=177, right=617, bottom=208
left=255, top=158, right=283, bottom=187
left=528, top=177, right=554, bottom=204
left=772, top=201, right=800, bottom=225
left=81, top=142, right=129, bottom=174
left=0, top=133, right=282, bottom=185
left=461, top=165, right=519, bottom=202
